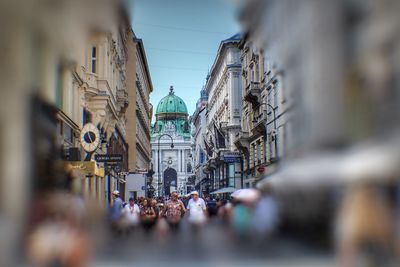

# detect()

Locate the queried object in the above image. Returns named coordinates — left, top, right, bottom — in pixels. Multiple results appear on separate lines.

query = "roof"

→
left=155, top=86, right=188, bottom=115
left=223, top=33, right=241, bottom=42
left=134, top=37, right=153, bottom=93
left=205, top=33, right=241, bottom=92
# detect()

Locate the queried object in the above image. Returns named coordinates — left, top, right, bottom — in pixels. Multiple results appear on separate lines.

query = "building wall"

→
left=204, top=37, right=243, bottom=192
left=125, top=173, right=146, bottom=199
left=151, top=138, right=193, bottom=196
left=191, top=99, right=208, bottom=193
left=134, top=43, right=152, bottom=167
left=239, top=0, right=400, bottom=192
left=125, top=30, right=138, bottom=173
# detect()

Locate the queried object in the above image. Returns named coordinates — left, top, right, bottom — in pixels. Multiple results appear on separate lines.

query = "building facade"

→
left=124, top=36, right=153, bottom=199
left=0, top=0, right=137, bottom=264
left=235, top=33, right=287, bottom=188
left=239, top=0, right=400, bottom=190
left=190, top=88, right=208, bottom=195
left=151, top=86, right=194, bottom=197
left=204, top=34, right=243, bottom=193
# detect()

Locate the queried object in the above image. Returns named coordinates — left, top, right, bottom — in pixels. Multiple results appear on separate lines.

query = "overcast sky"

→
left=129, top=0, right=240, bottom=121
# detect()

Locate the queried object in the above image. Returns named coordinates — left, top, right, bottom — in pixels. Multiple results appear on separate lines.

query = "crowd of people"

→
left=108, top=188, right=279, bottom=239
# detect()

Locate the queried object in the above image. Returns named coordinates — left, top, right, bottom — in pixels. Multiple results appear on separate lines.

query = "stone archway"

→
left=163, top=167, right=177, bottom=197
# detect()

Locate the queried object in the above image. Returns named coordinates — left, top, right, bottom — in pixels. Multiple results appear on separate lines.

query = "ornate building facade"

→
left=190, top=88, right=208, bottom=195
left=151, top=86, right=193, bottom=197
left=204, top=34, right=243, bottom=193
left=235, top=33, right=286, bottom=188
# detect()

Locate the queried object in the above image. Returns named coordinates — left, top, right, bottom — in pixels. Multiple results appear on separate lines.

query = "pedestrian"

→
left=187, top=191, right=207, bottom=226
left=120, top=197, right=140, bottom=232
left=161, top=191, right=186, bottom=232
left=206, top=196, right=217, bottom=217
left=151, top=199, right=160, bottom=218
left=140, top=198, right=156, bottom=232
left=110, top=190, right=123, bottom=223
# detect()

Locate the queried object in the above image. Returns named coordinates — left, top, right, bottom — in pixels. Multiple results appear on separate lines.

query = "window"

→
left=228, top=164, right=235, bottom=187
left=200, top=151, right=205, bottom=164
left=55, top=63, right=64, bottom=109
left=82, top=108, right=91, bottom=125
left=257, top=140, right=261, bottom=164
left=91, top=46, right=97, bottom=73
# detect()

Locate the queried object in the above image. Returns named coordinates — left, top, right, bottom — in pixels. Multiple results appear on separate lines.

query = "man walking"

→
left=110, top=190, right=123, bottom=222
left=187, top=191, right=207, bottom=225
left=162, top=191, right=186, bottom=231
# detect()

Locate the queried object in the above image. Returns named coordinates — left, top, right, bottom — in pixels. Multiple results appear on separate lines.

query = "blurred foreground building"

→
left=239, top=0, right=400, bottom=188
left=0, top=0, right=153, bottom=264
left=239, top=0, right=400, bottom=263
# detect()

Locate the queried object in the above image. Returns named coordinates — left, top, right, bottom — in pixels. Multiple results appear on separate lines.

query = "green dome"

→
left=156, top=86, right=188, bottom=115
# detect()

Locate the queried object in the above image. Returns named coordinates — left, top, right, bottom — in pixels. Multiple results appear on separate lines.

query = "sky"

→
left=129, top=0, right=240, bottom=122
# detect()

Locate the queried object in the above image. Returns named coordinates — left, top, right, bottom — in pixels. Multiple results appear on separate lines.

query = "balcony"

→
left=243, top=82, right=261, bottom=107
left=234, top=132, right=250, bottom=153
left=252, top=112, right=267, bottom=135
left=220, top=121, right=228, bottom=133
left=116, top=88, right=129, bottom=113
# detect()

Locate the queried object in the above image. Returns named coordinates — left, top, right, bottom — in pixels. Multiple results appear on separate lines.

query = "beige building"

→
left=124, top=37, right=153, bottom=198
left=0, top=2, right=154, bottom=262
left=130, top=38, right=153, bottom=170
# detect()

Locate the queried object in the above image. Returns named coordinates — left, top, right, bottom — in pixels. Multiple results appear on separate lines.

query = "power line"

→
left=151, top=65, right=207, bottom=72
left=147, top=47, right=215, bottom=56
left=154, top=84, right=200, bottom=89
left=135, top=21, right=232, bottom=35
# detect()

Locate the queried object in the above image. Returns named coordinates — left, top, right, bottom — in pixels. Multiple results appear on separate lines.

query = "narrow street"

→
left=1, top=0, right=400, bottom=266
left=90, top=218, right=335, bottom=267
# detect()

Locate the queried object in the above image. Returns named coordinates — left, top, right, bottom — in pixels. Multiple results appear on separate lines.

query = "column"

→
left=154, top=149, right=158, bottom=173
left=178, top=148, right=181, bottom=172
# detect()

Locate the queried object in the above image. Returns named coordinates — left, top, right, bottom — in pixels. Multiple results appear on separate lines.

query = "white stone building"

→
left=204, top=34, right=243, bottom=193
left=151, top=86, right=194, bottom=197
left=190, top=87, right=208, bottom=195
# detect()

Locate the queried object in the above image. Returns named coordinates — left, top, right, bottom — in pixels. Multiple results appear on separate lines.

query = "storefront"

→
left=67, top=161, right=105, bottom=206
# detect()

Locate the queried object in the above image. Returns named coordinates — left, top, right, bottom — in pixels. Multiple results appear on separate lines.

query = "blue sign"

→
left=224, top=155, right=241, bottom=163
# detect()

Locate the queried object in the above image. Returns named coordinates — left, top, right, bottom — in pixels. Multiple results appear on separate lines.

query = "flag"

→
left=203, top=139, right=213, bottom=157
left=208, top=135, right=215, bottom=149
left=214, top=122, right=226, bottom=149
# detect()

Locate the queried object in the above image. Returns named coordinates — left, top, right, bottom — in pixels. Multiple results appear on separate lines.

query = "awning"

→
left=257, top=137, right=400, bottom=192
left=210, top=187, right=236, bottom=194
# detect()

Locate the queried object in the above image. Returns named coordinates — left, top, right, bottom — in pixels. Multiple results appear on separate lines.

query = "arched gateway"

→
left=163, top=167, right=177, bottom=196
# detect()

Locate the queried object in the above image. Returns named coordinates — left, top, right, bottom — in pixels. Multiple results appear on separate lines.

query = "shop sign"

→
left=95, top=154, right=123, bottom=162
left=223, top=152, right=241, bottom=163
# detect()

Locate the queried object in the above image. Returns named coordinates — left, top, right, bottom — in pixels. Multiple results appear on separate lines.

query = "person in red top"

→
left=161, top=191, right=186, bottom=231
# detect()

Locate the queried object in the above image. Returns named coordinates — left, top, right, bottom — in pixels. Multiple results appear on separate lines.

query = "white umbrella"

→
left=231, top=188, right=260, bottom=202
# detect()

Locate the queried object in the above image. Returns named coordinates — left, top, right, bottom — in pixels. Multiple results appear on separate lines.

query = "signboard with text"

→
left=223, top=152, right=241, bottom=163
left=95, top=154, right=123, bottom=162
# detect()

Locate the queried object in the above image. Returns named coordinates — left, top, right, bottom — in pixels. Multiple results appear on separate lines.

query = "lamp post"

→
left=252, top=102, right=279, bottom=161
left=158, top=133, right=174, bottom=197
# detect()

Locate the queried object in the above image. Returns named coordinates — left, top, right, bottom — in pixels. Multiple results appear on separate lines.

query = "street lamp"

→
left=158, top=133, right=174, bottom=197
left=252, top=102, right=279, bottom=161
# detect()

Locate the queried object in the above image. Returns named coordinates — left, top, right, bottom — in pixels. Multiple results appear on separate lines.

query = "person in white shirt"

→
left=121, top=197, right=140, bottom=229
left=186, top=191, right=207, bottom=225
